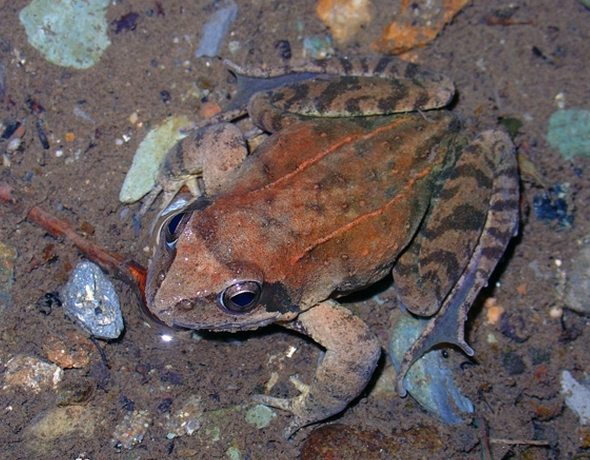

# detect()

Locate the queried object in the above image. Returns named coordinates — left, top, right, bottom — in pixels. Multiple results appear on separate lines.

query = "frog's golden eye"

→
left=162, top=211, right=191, bottom=250
left=218, top=281, right=262, bottom=313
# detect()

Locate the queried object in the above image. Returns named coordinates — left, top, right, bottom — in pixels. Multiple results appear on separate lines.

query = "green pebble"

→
left=547, top=108, right=590, bottom=160
left=19, top=0, right=111, bottom=69
left=244, top=404, right=275, bottom=429
left=119, top=116, right=192, bottom=203
left=226, top=446, right=241, bottom=460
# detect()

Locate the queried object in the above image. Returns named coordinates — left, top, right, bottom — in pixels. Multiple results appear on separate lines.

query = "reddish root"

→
left=26, top=205, right=147, bottom=297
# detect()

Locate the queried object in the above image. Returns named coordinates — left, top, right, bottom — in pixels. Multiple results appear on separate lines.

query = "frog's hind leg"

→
left=395, top=130, right=519, bottom=397
left=253, top=300, right=381, bottom=438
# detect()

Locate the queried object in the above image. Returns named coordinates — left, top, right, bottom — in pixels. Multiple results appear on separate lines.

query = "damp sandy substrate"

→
left=1, top=0, right=590, bottom=458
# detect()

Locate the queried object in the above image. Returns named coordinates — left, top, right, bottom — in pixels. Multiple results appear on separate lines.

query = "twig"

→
left=26, top=205, right=147, bottom=293
left=475, top=417, right=494, bottom=460
left=1, top=181, right=147, bottom=301
left=490, top=439, right=550, bottom=446
left=88, top=335, right=110, bottom=368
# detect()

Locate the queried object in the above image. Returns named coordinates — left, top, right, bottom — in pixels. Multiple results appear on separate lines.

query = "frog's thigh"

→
left=247, top=76, right=454, bottom=134
left=393, top=132, right=498, bottom=316
left=256, top=300, right=381, bottom=437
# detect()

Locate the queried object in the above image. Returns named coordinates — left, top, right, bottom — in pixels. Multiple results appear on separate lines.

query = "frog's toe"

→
left=252, top=393, right=306, bottom=438
left=252, top=393, right=296, bottom=412
left=252, top=375, right=315, bottom=437
left=253, top=375, right=310, bottom=409
left=286, top=375, right=310, bottom=394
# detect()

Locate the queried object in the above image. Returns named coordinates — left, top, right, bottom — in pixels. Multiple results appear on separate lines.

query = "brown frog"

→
left=145, top=56, right=520, bottom=437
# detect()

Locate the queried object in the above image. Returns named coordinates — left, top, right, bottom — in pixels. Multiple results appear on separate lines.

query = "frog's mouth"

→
left=164, top=296, right=284, bottom=332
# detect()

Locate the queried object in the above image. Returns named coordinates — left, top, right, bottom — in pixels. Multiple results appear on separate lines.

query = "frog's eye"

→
left=162, top=211, right=191, bottom=249
left=218, top=281, right=262, bottom=313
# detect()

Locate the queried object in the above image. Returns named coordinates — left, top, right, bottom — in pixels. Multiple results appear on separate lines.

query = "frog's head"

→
left=145, top=205, right=300, bottom=332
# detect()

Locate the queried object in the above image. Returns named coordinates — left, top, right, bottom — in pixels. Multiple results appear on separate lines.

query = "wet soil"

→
left=1, top=0, right=590, bottom=459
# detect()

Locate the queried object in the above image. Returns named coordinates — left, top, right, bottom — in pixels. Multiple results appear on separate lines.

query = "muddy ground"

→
left=1, top=0, right=590, bottom=459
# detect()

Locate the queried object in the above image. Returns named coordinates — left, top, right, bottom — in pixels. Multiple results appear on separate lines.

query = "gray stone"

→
left=61, top=261, right=124, bottom=339
left=564, top=245, right=590, bottom=315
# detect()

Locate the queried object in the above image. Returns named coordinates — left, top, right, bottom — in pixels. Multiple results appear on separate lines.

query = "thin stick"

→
left=26, top=205, right=147, bottom=298
left=0, top=182, right=183, bottom=338
left=490, top=439, right=550, bottom=446
left=475, top=417, right=494, bottom=460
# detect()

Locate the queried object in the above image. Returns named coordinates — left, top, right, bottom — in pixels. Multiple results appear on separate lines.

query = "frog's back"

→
left=194, top=111, right=460, bottom=302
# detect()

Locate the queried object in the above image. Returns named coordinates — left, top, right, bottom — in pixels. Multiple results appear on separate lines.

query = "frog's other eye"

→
left=162, top=211, right=191, bottom=249
left=218, top=281, right=262, bottom=313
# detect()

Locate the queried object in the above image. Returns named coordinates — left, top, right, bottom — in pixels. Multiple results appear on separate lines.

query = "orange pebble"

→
left=484, top=298, right=504, bottom=325
left=65, top=132, right=76, bottom=142
left=486, top=306, right=505, bottom=325
left=199, top=102, right=222, bottom=119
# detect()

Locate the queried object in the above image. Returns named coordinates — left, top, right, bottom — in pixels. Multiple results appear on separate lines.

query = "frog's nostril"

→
left=177, top=298, right=196, bottom=311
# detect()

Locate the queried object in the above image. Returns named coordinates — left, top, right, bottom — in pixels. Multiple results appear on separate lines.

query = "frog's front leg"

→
left=253, top=300, right=381, bottom=438
left=139, top=122, right=248, bottom=219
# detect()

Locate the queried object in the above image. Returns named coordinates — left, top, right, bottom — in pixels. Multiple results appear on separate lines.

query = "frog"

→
left=144, top=56, right=520, bottom=437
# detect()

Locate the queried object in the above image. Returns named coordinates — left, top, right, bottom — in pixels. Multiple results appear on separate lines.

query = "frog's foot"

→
left=253, top=376, right=315, bottom=438
left=390, top=310, right=474, bottom=423
left=258, top=300, right=381, bottom=438
left=395, top=293, right=475, bottom=398
left=138, top=122, right=249, bottom=223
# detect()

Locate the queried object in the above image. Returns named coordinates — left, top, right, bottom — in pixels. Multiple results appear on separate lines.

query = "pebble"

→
left=389, top=310, right=473, bottom=424
left=198, top=101, right=222, bottom=119
left=316, top=0, right=371, bottom=44
left=502, top=351, right=526, bottom=376
left=532, top=182, right=574, bottom=228
left=2, top=355, right=63, bottom=393
left=111, top=410, right=153, bottom=450
left=484, top=297, right=504, bottom=325
left=302, top=35, right=334, bottom=59
left=27, top=406, right=102, bottom=444
left=561, top=370, right=590, bottom=425
left=195, top=0, right=238, bottom=58
left=547, top=108, right=590, bottom=160
left=0, top=239, right=17, bottom=313
left=564, top=245, right=590, bottom=315
left=61, top=261, right=124, bottom=340
left=162, top=395, right=204, bottom=438
left=19, top=0, right=111, bottom=69
left=374, top=0, right=469, bottom=54
left=301, top=423, right=445, bottom=459
left=244, top=404, right=276, bottom=429
left=6, top=137, right=21, bottom=152
left=42, top=333, right=94, bottom=368
left=119, top=115, right=191, bottom=203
